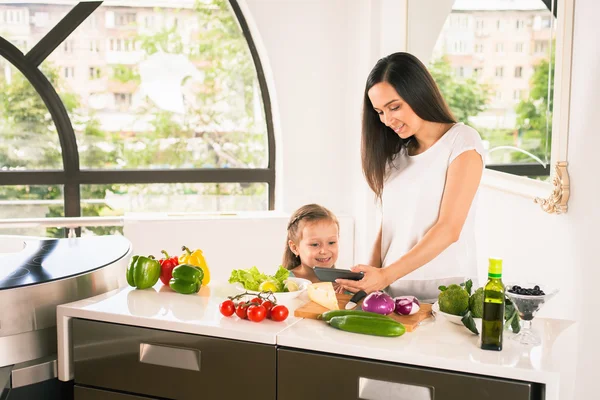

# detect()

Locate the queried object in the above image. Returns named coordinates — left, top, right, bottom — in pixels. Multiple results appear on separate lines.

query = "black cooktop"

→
left=0, top=235, right=130, bottom=290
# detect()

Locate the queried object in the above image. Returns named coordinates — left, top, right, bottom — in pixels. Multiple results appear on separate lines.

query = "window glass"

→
left=39, top=0, right=268, bottom=171
left=431, top=1, right=555, bottom=178
left=0, top=184, right=65, bottom=237
left=81, top=182, right=268, bottom=216
left=0, top=56, right=63, bottom=169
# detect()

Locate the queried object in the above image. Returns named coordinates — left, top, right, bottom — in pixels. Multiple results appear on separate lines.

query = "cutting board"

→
left=294, top=293, right=432, bottom=332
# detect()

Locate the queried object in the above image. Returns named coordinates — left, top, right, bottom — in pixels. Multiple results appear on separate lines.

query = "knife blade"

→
left=345, top=290, right=367, bottom=310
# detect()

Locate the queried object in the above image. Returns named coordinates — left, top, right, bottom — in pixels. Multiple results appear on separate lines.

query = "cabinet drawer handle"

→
left=139, top=343, right=201, bottom=372
left=358, top=377, right=433, bottom=400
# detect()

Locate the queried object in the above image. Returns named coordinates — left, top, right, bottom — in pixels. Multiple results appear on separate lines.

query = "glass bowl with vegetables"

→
left=505, top=283, right=559, bottom=346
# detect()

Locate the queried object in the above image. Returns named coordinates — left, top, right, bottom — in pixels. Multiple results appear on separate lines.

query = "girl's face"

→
left=289, top=220, right=339, bottom=269
left=368, top=81, right=423, bottom=140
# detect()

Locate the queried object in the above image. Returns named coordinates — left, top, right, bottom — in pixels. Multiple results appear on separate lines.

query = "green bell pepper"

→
left=127, top=255, right=161, bottom=290
left=169, top=264, right=204, bottom=294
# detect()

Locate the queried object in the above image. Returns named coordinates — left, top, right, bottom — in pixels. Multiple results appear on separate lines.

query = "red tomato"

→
left=270, top=305, right=289, bottom=322
left=247, top=304, right=267, bottom=322
left=250, top=297, right=262, bottom=305
left=219, top=300, right=235, bottom=317
left=261, top=300, right=274, bottom=318
left=235, top=302, right=248, bottom=319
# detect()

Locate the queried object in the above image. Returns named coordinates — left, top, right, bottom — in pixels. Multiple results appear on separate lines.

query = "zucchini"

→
left=318, top=309, right=393, bottom=322
left=329, top=315, right=405, bottom=337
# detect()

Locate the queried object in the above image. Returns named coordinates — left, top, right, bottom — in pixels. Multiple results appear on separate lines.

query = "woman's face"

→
left=368, top=81, right=423, bottom=139
left=289, top=220, right=339, bottom=269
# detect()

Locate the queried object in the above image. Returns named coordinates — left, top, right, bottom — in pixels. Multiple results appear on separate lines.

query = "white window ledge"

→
left=481, top=168, right=551, bottom=200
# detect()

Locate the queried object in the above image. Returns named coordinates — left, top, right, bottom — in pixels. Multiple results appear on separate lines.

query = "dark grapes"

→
left=508, top=285, right=545, bottom=296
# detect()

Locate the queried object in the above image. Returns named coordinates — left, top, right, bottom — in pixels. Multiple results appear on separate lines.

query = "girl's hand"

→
left=332, top=282, right=346, bottom=294
left=335, top=264, right=392, bottom=294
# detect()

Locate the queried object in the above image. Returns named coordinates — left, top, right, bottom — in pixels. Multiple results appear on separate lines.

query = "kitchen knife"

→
left=345, top=290, right=367, bottom=310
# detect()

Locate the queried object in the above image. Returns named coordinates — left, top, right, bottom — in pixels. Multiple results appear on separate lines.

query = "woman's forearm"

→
left=368, top=224, right=383, bottom=268
left=383, top=222, right=459, bottom=284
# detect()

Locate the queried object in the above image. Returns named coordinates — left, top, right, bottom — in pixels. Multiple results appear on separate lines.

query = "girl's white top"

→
left=381, top=123, right=485, bottom=303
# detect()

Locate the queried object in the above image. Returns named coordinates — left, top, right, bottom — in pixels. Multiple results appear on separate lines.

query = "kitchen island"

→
left=56, top=282, right=576, bottom=400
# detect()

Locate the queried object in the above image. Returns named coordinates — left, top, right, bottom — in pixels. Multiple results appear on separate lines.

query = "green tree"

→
left=0, top=64, right=67, bottom=236
left=429, top=57, right=490, bottom=123
left=513, top=56, right=554, bottom=162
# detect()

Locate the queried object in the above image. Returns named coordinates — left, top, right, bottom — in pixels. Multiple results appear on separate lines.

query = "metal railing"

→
left=0, top=216, right=125, bottom=238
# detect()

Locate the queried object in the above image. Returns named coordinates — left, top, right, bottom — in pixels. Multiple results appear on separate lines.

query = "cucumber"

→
left=318, top=309, right=393, bottom=322
left=328, top=315, right=406, bottom=337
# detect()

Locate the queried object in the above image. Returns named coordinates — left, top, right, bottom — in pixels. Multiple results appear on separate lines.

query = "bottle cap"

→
left=488, top=258, right=503, bottom=278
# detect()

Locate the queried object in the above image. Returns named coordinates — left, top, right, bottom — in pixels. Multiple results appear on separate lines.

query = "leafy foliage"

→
left=513, top=56, right=555, bottom=163
left=429, top=57, right=490, bottom=124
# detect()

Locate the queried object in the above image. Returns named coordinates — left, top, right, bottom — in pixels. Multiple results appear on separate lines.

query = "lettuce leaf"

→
left=228, top=265, right=290, bottom=292
left=273, top=266, right=290, bottom=285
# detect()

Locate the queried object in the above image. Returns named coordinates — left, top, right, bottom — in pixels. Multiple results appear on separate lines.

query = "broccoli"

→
left=438, top=284, right=469, bottom=316
left=469, top=287, right=484, bottom=318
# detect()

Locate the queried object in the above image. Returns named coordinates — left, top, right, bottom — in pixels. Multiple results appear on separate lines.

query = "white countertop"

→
left=56, top=281, right=577, bottom=400
left=277, top=316, right=576, bottom=400
left=56, top=281, right=305, bottom=381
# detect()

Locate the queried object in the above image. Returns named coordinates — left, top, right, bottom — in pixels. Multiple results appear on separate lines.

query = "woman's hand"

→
left=335, top=264, right=392, bottom=294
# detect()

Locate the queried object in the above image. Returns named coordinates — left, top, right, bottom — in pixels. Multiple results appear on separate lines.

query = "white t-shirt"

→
left=381, top=123, right=485, bottom=303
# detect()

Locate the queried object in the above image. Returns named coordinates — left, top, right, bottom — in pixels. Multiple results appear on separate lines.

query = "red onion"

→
left=394, top=296, right=421, bottom=316
left=362, top=291, right=395, bottom=315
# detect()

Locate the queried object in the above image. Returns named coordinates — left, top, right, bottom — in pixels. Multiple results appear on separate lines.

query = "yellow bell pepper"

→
left=180, top=246, right=211, bottom=285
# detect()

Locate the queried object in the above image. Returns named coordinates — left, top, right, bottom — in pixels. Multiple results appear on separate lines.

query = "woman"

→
left=337, top=52, right=484, bottom=303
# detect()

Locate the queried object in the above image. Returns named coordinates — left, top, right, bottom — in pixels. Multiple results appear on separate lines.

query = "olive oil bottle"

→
left=481, top=258, right=505, bottom=351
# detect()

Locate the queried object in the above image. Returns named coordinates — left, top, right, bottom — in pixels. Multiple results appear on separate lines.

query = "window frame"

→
left=0, top=0, right=276, bottom=224
left=482, top=0, right=573, bottom=213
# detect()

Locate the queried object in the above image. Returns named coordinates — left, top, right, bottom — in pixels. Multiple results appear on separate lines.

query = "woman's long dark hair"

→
left=362, top=52, right=456, bottom=200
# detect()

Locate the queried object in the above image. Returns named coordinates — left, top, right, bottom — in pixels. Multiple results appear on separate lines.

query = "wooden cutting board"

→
left=294, top=293, right=432, bottom=332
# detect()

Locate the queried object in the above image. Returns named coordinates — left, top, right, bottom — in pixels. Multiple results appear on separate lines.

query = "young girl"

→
left=283, top=204, right=343, bottom=291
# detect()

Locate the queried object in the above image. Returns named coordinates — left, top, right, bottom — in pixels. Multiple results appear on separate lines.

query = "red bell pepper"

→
left=159, top=250, right=179, bottom=285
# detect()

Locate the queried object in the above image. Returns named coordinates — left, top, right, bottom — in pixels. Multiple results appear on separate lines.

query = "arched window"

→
left=0, top=0, right=274, bottom=236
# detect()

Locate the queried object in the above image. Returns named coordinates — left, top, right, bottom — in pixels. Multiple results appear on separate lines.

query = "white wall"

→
left=474, top=187, right=574, bottom=320
left=124, top=213, right=355, bottom=281
left=556, top=0, right=600, bottom=397
left=244, top=0, right=355, bottom=216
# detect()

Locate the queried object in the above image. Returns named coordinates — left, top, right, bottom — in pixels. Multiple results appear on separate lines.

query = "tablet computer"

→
left=313, top=267, right=364, bottom=282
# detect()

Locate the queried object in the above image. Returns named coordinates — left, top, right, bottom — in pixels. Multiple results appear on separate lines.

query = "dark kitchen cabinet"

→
left=70, top=318, right=545, bottom=400
left=74, top=386, right=153, bottom=399
left=277, top=348, right=544, bottom=400
left=72, top=319, right=276, bottom=400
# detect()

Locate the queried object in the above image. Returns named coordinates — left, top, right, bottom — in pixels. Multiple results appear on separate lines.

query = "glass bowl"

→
left=505, top=282, right=559, bottom=346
